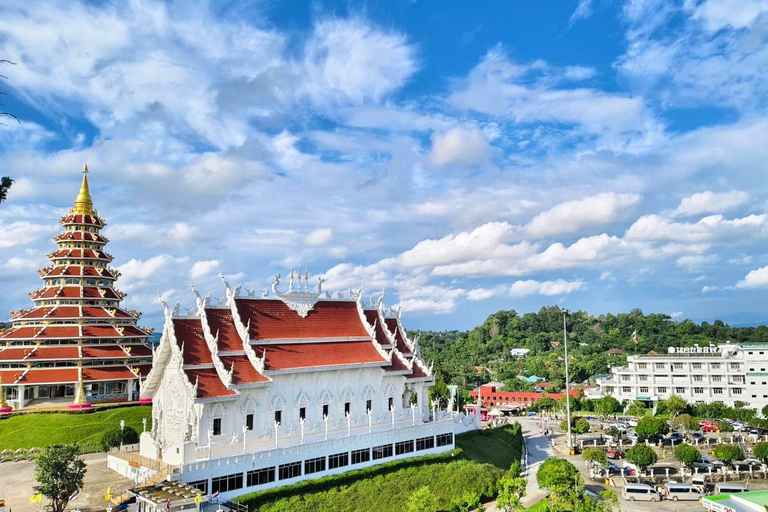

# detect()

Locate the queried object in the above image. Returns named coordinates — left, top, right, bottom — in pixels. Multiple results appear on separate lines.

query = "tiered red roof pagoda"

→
left=0, top=166, right=152, bottom=410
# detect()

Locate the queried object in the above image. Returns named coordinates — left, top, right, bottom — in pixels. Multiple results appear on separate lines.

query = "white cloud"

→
left=525, top=193, right=641, bottom=238
left=570, top=0, right=594, bottom=24
left=189, top=260, right=220, bottom=279
left=736, top=266, right=768, bottom=289
left=694, top=275, right=707, bottom=282
left=669, top=311, right=683, bottom=319
left=728, top=254, right=753, bottom=265
left=466, top=286, right=507, bottom=301
left=116, top=255, right=189, bottom=292
left=702, top=285, right=719, bottom=293
left=676, top=254, right=718, bottom=269
left=303, top=18, right=417, bottom=105
left=509, top=279, right=583, bottom=298
left=625, top=214, right=768, bottom=244
left=0, top=220, right=56, bottom=248
left=400, top=222, right=518, bottom=268
left=673, top=191, right=749, bottom=217
left=428, top=128, right=490, bottom=167
left=305, top=228, right=333, bottom=247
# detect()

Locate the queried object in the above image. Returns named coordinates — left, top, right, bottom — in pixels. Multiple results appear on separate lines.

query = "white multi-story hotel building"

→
left=597, top=342, right=768, bottom=410
left=108, top=273, right=477, bottom=498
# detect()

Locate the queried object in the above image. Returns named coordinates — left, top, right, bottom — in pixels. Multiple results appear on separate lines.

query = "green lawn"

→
left=524, top=499, right=549, bottom=512
left=0, top=406, right=151, bottom=450
left=236, top=423, right=524, bottom=512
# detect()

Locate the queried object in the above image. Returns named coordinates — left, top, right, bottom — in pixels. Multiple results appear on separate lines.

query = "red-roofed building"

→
left=468, top=383, right=579, bottom=413
left=130, top=271, right=474, bottom=498
left=0, top=167, right=152, bottom=410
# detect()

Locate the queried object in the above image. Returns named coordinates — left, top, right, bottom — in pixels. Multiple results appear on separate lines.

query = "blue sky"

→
left=2, top=0, right=768, bottom=332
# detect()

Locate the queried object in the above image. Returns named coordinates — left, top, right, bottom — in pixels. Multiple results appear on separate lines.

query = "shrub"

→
left=537, top=458, right=582, bottom=499
left=673, top=444, right=702, bottom=468
left=583, top=447, right=607, bottom=466
left=754, top=442, right=768, bottom=464
left=450, top=490, right=480, bottom=512
left=100, top=426, right=139, bottom=451
left=672, top=414, right=698, bottom=432
left=406, top=486, right=437, bottom=512
left=714, top=444, right=744, bottom=464
left=634, top=417, right=669, bottom=440
left=626, top=444, right=657, bottom=470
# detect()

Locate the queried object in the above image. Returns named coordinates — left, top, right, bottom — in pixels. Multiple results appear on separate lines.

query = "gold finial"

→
left=73, top=163, right=94, bottom=215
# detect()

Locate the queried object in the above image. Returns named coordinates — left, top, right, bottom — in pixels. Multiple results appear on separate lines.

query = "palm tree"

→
left=0, top=176, right=13, bottom=204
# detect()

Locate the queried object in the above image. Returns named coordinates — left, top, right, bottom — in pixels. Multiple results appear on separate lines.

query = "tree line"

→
left=414, top=306, right=768, bottom=392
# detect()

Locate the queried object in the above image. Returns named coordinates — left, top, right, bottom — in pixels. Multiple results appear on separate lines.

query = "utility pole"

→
left=563, top=309, right=573, bottom=452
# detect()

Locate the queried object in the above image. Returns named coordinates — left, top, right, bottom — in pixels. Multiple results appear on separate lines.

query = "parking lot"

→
left=532, top=414, right=768, bottom=511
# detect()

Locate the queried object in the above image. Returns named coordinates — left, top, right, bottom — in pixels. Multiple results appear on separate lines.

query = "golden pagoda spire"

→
left=73, top=162, right=94, bottom=215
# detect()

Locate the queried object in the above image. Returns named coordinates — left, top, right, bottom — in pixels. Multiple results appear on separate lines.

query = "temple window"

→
left=322, top=404, right=329, bottom=418
left=245, top=414, right=253, bottom=431
left=366, top=399, right=372, bottom=412
left=299, top=407, right=306, bottom=421
left=344, top=402, right=350, bottom=416
left=212, top=418, right=222, bottom=436
left=274, top=410, right=282, bottom=425
left=388, top=397, right=394, bottom=410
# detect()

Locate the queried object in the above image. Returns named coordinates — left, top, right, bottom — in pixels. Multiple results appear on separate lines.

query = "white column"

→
left=421, top=384, right=430, bottom=421
left=17, top=385, right=25, bottom=409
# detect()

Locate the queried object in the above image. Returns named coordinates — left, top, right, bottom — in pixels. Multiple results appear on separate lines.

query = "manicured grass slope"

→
left=237, top=423, right=523, bottom=512
left=0, top=406, right=151, bottom=450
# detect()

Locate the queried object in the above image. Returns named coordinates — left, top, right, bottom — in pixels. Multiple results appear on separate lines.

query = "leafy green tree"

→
left=583, top=447, right=607, bottom=465
left=697, top=402, right=730, bottom=420
left=450, top=490, right=480, bottom=512
left=626, top=444, right=657, bottom=471
left=496, top=464, right=527, bottom=512
left=573, top=417, right=590, bottom=434
left=537, top=458, right=583, bottom=500
left=673, top=444, right=702, bottom=468
left=634, top=417, right=669, bottom=440
left=531, top=396, right=558, bottom=413
left=672, top=414, right=698, bottom=432
left=406, top=486, right=438, bottom=512
left=753, top=442, right=768, bottom=463
left=626, top=401, right=647, bottom=417
left=101, top=426, right=140, bottom=451
left=717, top=421, right=733, bottom=438
left=429, top=377, right=450, bottom=407
left=595, top=396, right=621, bottom=417
left=762, top=404, right=768, bottom=419
left=714, top=444, right=744, bottom=464
left=34, top=445, right=87, bottom=512
left=665, top=395, right=688, bottom=418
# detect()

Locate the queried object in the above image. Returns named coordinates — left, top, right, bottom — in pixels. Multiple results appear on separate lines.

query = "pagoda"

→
left=0, top=165, right=153, bottom=410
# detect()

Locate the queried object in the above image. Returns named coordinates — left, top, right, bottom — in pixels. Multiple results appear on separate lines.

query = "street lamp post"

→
left=563, top=309, right=573, bottom=451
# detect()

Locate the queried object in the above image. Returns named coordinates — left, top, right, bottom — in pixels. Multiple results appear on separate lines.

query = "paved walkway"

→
left=517, top=416, right=554, bottom=508
left=0, top=453, right=135, bottom=512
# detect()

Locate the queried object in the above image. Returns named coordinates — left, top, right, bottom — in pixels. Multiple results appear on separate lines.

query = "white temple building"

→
left=108, top=271, right=477, bottom=497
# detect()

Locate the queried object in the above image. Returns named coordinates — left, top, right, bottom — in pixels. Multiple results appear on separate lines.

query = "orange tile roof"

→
left=1, top=327, right=43, bottom=339
left=385, top=351, right=410, bottom=373
left=123, top=344, right=153, bottom=356
left=256, top=341, right=386, bottom=371
left=82, top=325, right=119, bottom=337
left=38, top=326, right=81, bottom=338
left=82, top=346, right=127, bottom=358
left=385, top=318, right=411, bottom=354
left=185, top=368, right=236, bottom=398
left=219, top=355, right=269, bottom=385
left=236, top=299, right=370, bottom=340
left=205, top=309, right=242, bottom=352
left=83, top=366, right=137, bottom=381
left=364, top=309, right=392, bottom=347
left=18, top=368, right=79, bottom=384
left=26, top=346, right=80, bottom=359
left=173, top=319, right=213, bottom=365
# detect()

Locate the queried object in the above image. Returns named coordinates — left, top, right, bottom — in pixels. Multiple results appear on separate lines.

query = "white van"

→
left=665, top=483, right=702, bottom=501
left=623, top=483, right=660, bottom=502
left=714, top=483, right=748, bottom=494
left=691, top=475, right=708, bottom=494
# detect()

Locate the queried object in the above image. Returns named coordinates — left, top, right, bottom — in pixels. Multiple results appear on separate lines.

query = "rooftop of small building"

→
left=132, top=481, right=206, bottom=505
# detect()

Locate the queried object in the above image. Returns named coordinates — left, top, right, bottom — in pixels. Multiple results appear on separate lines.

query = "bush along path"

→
left=236, top=423, right=524, bottom=512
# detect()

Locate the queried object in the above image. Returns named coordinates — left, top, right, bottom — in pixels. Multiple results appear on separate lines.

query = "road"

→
left=517, top=416, right=554, bottom=508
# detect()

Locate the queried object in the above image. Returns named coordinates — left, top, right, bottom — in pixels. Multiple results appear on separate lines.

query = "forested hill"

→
left=413, top=306, right=768, bottom=392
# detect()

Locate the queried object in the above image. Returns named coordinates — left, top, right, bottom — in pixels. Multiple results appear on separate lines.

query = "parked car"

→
left=702, top=423, right=719, bottom=432
left=667, top=432, right=684, bottom=442
left=607, top=450, right=623, bottom=459
left=733, top=422, right=747, bottom=431
left=692, top=462, right=715, bottom=471
left=690, top=431, right=705, bottom=441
